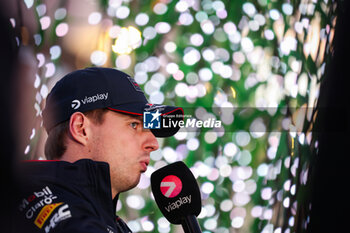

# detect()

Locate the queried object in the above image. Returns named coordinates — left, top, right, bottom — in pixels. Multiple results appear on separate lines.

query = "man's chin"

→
left=125, top=176, right=141, bottom=192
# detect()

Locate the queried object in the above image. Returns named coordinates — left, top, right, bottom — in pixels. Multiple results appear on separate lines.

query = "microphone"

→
left=151, top=161, right=202, bottom=233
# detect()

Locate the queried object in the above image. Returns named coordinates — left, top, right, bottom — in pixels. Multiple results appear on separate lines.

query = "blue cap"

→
left=43, top=67, right=183, bottom=137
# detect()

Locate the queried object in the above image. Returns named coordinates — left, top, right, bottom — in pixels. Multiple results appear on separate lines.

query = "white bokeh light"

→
left=175, top=83, right=188, bottom=97
left=186, top=138, right=200, bottom=151
left=201, top=20, right=215, bottom=34
left=115, top=54, right=131, bottom=69
left=116, top=6, right=130, bottom=19
left=135, top=13, right=149, bottom=26
left=91, top=51, right=107, bottom=66
left=88, top=12, right=102, bottom=25
left=126, top=195, right=145, bottom=209
left=183, top=48, right=201, bottom=65
left=224, top=142, right=238, bottom=157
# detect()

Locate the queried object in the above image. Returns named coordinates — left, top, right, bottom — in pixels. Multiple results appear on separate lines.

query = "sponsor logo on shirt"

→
left=18, top=186, right=58, bottom=220
left=34, top=202, right=63, bottom=228
left=44, top=204, right=72, bottom=233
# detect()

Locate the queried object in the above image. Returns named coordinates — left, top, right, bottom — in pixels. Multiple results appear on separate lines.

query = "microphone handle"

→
left=181, top=215, right=202, bottom=233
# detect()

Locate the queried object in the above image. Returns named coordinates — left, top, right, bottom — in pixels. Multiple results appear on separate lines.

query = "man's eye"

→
left=130, top=122, right=139, bottom=129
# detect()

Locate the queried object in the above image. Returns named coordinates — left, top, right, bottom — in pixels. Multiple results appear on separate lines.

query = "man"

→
left=13, top=67, right=183, bottom=233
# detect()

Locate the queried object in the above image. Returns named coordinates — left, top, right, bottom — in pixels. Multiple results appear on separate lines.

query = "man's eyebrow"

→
left=115, top=111, right=143, bottom=121
left=126, top=115, right=143, bottom=121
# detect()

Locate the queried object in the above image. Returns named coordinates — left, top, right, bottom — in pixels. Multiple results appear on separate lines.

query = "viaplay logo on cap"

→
left=160, top=175, right=182, bottom=198
left=71, top=100, right=81, bottom=109
left=71, top=92, right=109, bottom=110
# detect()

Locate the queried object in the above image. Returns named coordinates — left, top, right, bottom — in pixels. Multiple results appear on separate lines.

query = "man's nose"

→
left=143, top=130, right=159, bottom=152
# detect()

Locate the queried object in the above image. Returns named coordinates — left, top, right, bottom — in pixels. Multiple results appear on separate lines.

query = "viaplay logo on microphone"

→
left=160, top=175, right=182, bottom=198
left=160, top=175, right=192, bottom=213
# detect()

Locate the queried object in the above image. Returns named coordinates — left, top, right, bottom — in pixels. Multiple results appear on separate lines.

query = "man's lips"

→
left=140, top=159, right=150, bottom=172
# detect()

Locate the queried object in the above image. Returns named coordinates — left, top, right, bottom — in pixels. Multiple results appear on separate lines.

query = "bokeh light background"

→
left=9, top=0, right=337, bottom=232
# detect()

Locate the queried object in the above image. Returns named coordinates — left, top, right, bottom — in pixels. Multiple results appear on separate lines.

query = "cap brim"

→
left=108, top=103, right=184, bottom=138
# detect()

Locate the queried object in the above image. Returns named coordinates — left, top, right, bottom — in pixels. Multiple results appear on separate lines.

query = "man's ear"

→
left=69, top=112, right=91, bottom=145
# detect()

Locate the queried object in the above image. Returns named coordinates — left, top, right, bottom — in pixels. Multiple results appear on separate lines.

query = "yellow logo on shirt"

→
left=34, top=202, right=63, bottom=228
